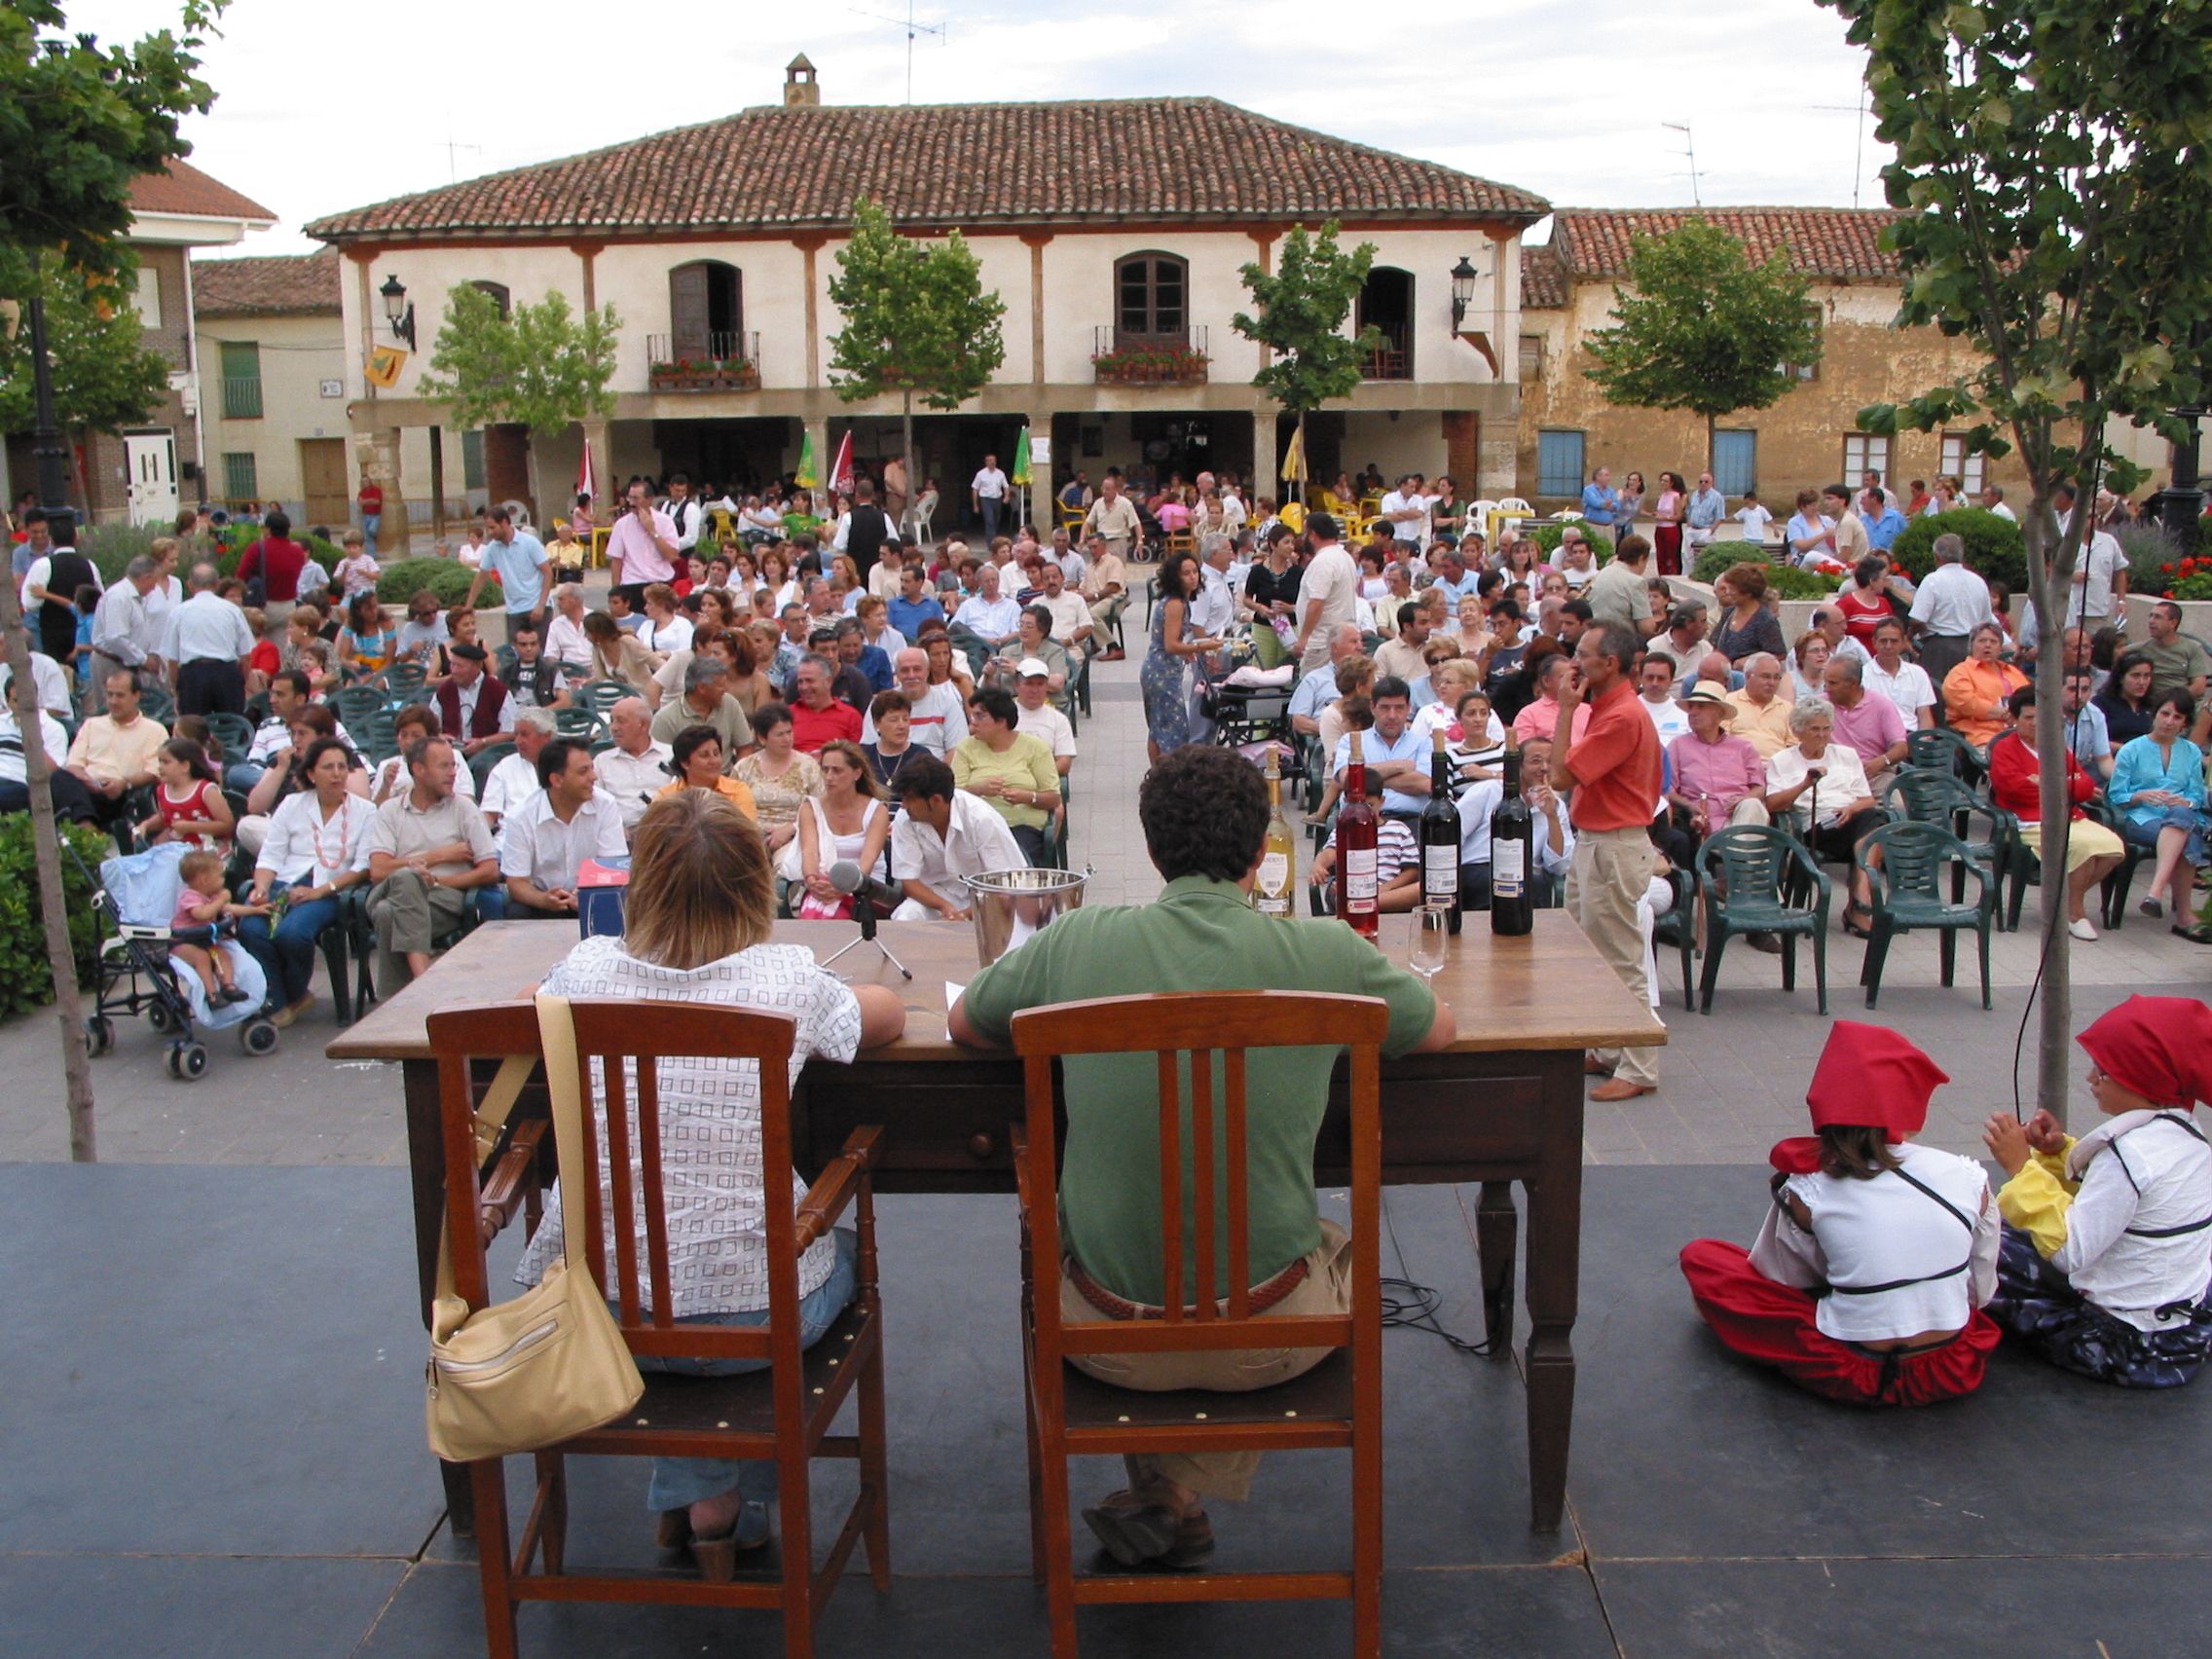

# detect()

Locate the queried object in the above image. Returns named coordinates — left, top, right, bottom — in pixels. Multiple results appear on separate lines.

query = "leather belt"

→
left=1067, top=1255, right=1309, bottom=1321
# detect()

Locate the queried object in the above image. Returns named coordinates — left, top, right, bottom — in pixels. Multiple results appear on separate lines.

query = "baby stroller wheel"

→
left=84, top=1016, right=116, bottom=1057
left=166, top=1041, right=209, bottom=1082
left=147, top=1000, right=174, bottom=1035
left=240, top=1019, right=279, bottom=1057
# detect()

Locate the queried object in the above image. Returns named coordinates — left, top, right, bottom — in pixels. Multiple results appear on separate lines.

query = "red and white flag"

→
left=829, top=430, right=855, bottom=498
left=574, top=437, right=597, bottom=508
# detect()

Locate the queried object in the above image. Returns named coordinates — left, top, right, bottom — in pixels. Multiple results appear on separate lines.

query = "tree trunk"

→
left=0, top=579, right=96, bottom=1161
left=2022, top=494, right=2079, bottom=1128
left=901, top=391, right=916, bottom=541
left=1706, top=413, right=1718, bottom=481
left=524, top=432, right=546, bottom=535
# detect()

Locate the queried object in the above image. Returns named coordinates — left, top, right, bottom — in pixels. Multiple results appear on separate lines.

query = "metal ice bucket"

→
left=962, top=866, right=1092, bottom=967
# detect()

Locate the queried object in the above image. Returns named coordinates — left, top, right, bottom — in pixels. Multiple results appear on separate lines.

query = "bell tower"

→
left=784, top=54, right=820, bottom=107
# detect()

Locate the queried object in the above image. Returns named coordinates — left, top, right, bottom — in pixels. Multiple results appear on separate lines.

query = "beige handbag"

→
left=425, top=994, right=645, bottom=1462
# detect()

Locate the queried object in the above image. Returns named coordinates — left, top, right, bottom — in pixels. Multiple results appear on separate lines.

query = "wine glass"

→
left=1409, top=904, right=1452, bottom=983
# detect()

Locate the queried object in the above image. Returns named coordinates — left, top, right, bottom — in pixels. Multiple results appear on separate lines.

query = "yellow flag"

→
left=1278, top=423, right=1307, bottom=484
left=364, top=345, right=408, bottom=388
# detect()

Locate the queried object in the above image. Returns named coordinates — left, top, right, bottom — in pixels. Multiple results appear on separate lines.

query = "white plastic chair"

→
left=903, top=489, right=939, bottom=550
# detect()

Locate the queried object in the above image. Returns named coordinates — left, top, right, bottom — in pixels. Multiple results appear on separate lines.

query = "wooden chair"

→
left=427, top=999, right=892, bottom=1659
left=1010, top=991, right=1389, bottom=1658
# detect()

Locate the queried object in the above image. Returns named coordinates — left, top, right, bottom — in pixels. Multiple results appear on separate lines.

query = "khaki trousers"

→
left=366, top=868, right=469, bottom=994
left=1567, top=825, right=1661, bottom=1088
left=1060, top=1220, right=1352, bottom=1502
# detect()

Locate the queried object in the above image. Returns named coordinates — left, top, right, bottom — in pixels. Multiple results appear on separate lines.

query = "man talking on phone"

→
left=606, top=479, right=681, bottom=610
left=1552, top=622, right=1663, bottom=1100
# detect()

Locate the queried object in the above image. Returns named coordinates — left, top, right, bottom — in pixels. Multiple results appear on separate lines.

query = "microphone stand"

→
left=819, top=870, right=913, bottom=979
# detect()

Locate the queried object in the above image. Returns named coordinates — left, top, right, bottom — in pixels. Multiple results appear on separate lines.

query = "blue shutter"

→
left=1536, top=430, right=1585, bottom=498
left=1713, top=430, right=1756, bottom=498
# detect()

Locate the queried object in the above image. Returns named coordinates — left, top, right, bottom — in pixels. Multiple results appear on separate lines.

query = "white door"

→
left=124, top=430, right=179, bottom=526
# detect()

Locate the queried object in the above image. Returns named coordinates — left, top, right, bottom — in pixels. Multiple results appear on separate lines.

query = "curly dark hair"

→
left=1138, top=745, right=1268, bottom=884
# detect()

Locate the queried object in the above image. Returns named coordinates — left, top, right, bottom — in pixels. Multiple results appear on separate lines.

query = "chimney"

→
left=785, top=54, right=819, bottom=107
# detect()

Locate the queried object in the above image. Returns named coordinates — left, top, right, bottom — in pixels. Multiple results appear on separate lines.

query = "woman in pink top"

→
left=1652, top=471, right=1686, bottom=576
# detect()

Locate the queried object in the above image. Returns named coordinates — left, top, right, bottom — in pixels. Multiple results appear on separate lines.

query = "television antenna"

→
left=1814, top=98, right=1874, bottom=209
left=849, top=3, right=948, bottom=104
left=1661, top=122, right=1701, bottom=207
left=436, top=134, right=483, bottom=185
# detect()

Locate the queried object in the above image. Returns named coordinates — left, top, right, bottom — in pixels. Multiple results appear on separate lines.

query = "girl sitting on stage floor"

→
left=1679, top=1022, right=2002, bottom=1406
left=1980, top=995, right=2212, bottom=1389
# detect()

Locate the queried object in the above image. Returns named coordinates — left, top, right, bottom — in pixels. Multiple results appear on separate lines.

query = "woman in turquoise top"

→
left=2107, top=689, right=2210, bottom=942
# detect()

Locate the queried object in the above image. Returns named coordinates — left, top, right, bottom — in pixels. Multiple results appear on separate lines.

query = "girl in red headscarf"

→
left=1981, top=996, right=2212, bottom=1387
left=1679, top=1021, right=2002, bottom=1406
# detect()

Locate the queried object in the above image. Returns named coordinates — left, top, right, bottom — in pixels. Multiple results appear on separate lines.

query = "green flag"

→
left=795, top=430, right=818, bottom=489
left=1011, top=426, right=1032, bottom=488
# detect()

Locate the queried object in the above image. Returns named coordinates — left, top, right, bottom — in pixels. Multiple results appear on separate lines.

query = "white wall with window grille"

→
left=1841, top=433, right=1890, bottom=485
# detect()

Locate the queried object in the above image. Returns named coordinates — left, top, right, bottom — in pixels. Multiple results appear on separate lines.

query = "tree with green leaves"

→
left=417, top=284, right=620, bottom=524
left=1233, top=222, right=1382, bottom=492
left=827, top=199, right=1007, bottom=515
left=1, top=0, right=228, bottom=1164
left=1824, top=0, right=2212, bottom=1124
left=0, top=252, right=172, bottom=440
left=1580, top=218, right=1824, bottom=474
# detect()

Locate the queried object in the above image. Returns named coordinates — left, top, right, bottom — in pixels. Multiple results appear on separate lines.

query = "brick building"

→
left=1515, top=207, right=2028, bottom=515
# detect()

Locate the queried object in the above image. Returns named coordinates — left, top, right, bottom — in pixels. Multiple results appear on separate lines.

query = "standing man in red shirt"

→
left=357, top=475, right=385, bottom=559
left=1554, top=621, right=1663, bottom=1100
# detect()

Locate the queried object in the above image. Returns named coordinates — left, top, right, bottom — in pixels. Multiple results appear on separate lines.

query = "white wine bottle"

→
left=1255, top=748, right=1296, bottom=917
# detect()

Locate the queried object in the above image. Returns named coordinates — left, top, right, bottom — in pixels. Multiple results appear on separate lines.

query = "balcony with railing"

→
left=1091, top=325, right=1209, bottom=387
left=645, top=331, right=760, bottom=392
left=1360, top=325, right=1411, bottom=382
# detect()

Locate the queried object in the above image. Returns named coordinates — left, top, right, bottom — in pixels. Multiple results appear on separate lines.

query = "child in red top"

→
left=1985, top=683, right=2125, bottom=940
left=169, top=849, right=252, bottom=1005
left=244, top=607, right=281, bottom=698
left=136, top=738, right=235, bottom=853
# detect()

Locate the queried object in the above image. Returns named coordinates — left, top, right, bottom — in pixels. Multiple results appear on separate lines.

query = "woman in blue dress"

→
left=1141, top=550, right=1223, bottom=763
left=2107, top=688, right=2211, bottom=942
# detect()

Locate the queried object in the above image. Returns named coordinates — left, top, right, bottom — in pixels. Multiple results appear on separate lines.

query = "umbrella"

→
left=1279, top=422, right=1307, bottom=486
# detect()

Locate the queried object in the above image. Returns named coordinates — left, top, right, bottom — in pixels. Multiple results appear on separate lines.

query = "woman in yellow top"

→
left=950, top=684, right=1061, bottom=865
left=1939, top=622, right=2029, bottom=753
left=655, top=723, right=758, bottom=818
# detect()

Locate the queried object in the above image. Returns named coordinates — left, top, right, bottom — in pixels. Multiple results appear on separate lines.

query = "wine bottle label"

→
left=1423, top=845, right=1458, bottom=894
left=1344, top=847, right=1379, bottom=910
left=1493, top=839, right=1526, bottom=896
left=1258, top=850, right=1289, bottom=892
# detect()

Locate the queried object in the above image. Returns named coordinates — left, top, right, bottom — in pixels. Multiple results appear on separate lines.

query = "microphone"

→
left=829, top=859, right=876, bottom=940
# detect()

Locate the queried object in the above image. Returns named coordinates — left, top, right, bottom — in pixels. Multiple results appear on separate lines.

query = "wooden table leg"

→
left=1475, top=1181, right=1518, bottom=1358
left=403, top=1057, right=477, bottom=1539
left=1521, top=1051, right=1584, bottom=1532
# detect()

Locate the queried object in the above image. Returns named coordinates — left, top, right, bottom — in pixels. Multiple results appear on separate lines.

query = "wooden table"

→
left=330, top=912, right=1664, bottom=1536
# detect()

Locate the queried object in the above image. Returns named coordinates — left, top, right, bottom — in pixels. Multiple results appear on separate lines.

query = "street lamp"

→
left=1449, top=255, right=1480, bottom=330
left=380, top=275, right=416, bottom=350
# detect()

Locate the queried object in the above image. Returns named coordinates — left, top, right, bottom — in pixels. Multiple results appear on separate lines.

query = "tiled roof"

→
left=192, top=249, right=342, bottom=316
left=306, top=97, right=1548, bottom=241
left=1549, top=207, right=1901, bottom=281
left=129, top=159, right=277, bottom=225
left=1519, top=241, right=1567, bottom=309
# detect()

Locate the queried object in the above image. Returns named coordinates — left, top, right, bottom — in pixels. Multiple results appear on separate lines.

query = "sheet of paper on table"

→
left=945, top=981, right=965, bottom=1014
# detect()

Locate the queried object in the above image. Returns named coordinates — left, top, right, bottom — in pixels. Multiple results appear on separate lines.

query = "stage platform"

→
left=3, top=1161, right=2205, bottom=1657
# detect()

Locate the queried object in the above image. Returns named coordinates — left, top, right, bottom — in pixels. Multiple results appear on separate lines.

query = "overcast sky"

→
left=80, top=0, right=1892, bottom=257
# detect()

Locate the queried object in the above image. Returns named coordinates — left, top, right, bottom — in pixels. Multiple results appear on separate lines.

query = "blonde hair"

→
left=815, top=738, right=881, bottom=801
left=150, top=536, right=178, bottom=562
left=620, top=792, right=776, bottom=970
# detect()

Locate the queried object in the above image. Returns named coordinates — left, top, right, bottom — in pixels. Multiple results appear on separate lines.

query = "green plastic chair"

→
left=1693, top=826, right=1831, bottom=1015
left=137, top=683, right=176, bottom=727
left=380, top=660, right=430, bottom=705
left=1906, top=726, right=1982, bottom=786
left=553, top=707, right=611, bottom=754
left=1855, top=821, right=1994, bottom=1009
left=333, top=684, right=392, bottom=731
left=573, top=679, right=632, bottom=719
left=1646, top=866, right=1699, bottom=1014
left=2086, top=796, right=2157, bottom=929
left=202, top=711, right=257, bottom=758
left=1879, top=766, right=2029, bottom=930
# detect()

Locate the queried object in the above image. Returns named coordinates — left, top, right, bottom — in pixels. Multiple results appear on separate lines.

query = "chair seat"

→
left=566, top=1301, right=874, bottom=1450
left=1880, top=899, right=1987, bottom=927
left=1059, top=1346, right=1351, bottom=1432
left=1717, top=902, right=1820, bottom=930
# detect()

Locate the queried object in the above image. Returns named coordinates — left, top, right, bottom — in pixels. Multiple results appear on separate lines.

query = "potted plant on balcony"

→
left=1091, top=343, right=1209, bottom=385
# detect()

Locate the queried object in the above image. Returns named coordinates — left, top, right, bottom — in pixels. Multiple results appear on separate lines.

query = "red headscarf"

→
left=1770, top=1021, right=1950, bottom=1174
left=2078, top=996, right=2212, bottom=1109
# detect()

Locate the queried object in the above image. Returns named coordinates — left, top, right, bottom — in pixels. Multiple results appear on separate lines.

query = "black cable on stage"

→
left=1378, top=1188, right=1499, bottom=1356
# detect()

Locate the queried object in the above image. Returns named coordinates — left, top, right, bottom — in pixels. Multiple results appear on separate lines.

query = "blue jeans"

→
left=222, top=760, right=265, bottom=794
left=234, top=880, right=341, bottom=1007
left=634, top=1228, right=860, bottom=1513
left=2120, top=805, right=2207, bottom=866
left=361, top=513, right=379, bottom=557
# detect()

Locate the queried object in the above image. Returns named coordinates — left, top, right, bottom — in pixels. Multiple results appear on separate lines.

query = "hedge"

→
left=1687, top=542, right=1837, bottom=601
left=374, top=557, right=503, bottom=609
left=0, top=815, right=107, bottom=1017
left=75, top=521, right=345, bottom=586
left=1888, top=508, right=2027, bottom=593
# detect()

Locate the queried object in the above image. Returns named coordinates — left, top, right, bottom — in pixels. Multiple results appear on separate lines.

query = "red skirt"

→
left=1678, top=1237, right=1999, bottom=1407
left=1652, top=523, right=1683, bottom=576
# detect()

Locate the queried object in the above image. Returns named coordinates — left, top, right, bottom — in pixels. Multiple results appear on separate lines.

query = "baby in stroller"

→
left=169, top=850, right=264, bottom=1005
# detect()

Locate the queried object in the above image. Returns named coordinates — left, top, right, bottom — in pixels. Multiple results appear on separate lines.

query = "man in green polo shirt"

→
left=952, top=743, right=1453, bottom=1569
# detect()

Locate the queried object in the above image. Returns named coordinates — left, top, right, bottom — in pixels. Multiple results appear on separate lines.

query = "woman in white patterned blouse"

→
left=518, top=790, right=903, bottom=1575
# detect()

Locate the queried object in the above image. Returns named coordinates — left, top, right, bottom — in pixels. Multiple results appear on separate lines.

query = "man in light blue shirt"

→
left=465, top=506, right=549, bottom=626
left=887, top=561, right=947, bottom=640
left=1862, top=487, right=1909, bottom=552
left=2060, top=664, right=2113, bottom=780
left=1289, top=623, right=1365, bottom=735
left=953, top=562, right=1023, bottom=646
left=1579, top=466, right=1617, bottom=531
left=1684, top=470, right=1727, bottom=558
left=1429, top=547, right=1482, bottom=601
left=1330, top=677, right=1432, bottom=815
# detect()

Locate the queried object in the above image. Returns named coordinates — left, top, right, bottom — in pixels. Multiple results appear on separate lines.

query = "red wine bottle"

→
left=1492, top=735, right=1534, bottom=938
left=1336, top=730, right=1380, bottom=940
left=1419, top=729, right=1462, bottom=933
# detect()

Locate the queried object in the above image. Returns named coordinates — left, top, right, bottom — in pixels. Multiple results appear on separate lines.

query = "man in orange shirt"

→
left=1554, top=622, right=1663, bottom=1100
